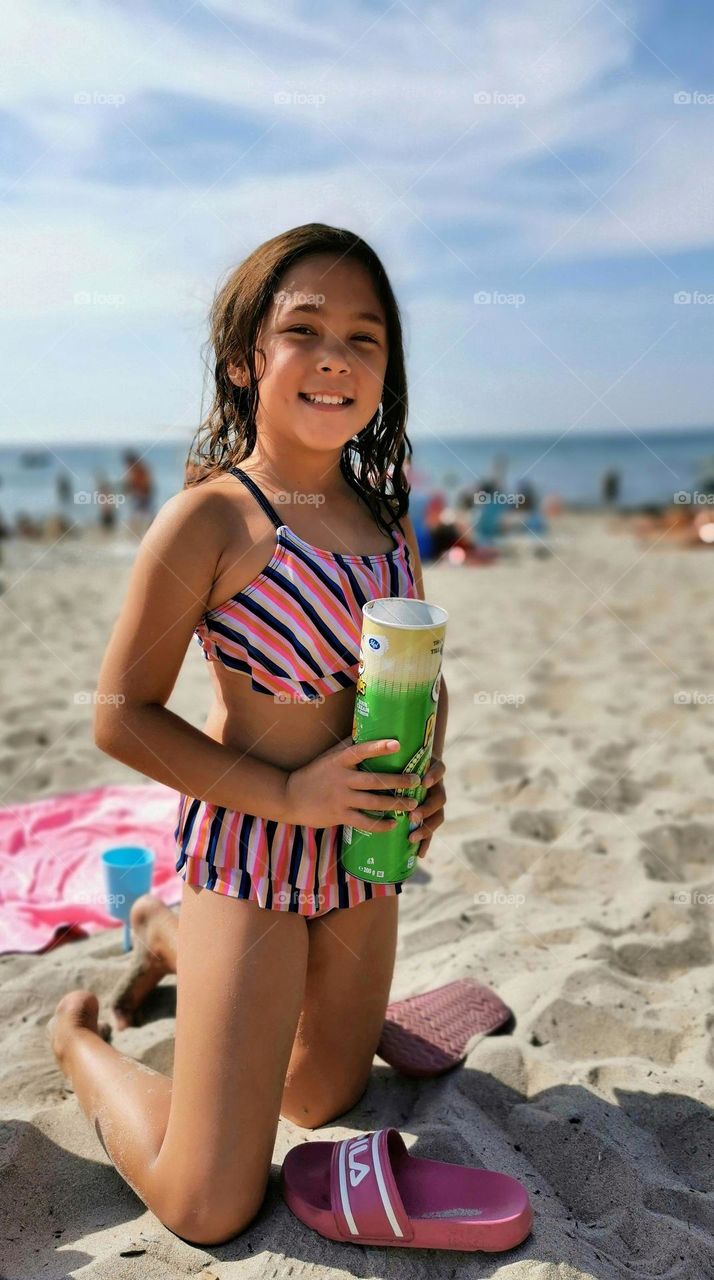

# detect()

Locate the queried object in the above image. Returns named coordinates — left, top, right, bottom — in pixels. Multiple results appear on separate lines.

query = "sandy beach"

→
left=1, top=511, right=712, bottom=1278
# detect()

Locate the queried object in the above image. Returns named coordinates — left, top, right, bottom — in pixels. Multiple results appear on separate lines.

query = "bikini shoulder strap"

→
left=229, top=467, right=282, bottom=529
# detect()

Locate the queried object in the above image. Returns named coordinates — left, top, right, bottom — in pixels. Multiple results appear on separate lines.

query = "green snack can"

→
left=341, top=597, right=448, bottom=885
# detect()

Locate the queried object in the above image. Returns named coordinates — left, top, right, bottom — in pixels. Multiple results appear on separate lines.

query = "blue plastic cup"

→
left=100, top=845, right=155, bottom=951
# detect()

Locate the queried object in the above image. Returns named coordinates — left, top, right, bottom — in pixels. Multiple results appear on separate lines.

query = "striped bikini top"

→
left=194, top=466, right=419, bottom=702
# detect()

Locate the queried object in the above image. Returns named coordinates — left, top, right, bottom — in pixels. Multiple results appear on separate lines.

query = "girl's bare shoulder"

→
left=156, top=470, right=251, bottom=554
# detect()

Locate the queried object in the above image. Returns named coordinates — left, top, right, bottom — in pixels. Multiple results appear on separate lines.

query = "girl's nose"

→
left=318, top=362, right=350, bottom=376
left=318, top=347, right=351, bottom=374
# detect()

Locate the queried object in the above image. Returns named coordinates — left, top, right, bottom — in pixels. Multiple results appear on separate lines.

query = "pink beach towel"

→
left=0, top=783, right=182, bottom=955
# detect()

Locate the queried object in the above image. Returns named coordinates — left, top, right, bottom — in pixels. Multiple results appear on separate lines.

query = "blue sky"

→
left=0, top=0, right=712, bottom=444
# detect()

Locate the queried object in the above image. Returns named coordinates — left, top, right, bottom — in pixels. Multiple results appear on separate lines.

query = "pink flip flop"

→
left=377, top=977, right=513, bottom=1078
left=281, top=1127, right=532, bottom=1252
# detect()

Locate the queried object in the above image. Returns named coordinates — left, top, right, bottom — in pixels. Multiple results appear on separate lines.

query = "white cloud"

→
left=0, top=0, right=711, bottom=440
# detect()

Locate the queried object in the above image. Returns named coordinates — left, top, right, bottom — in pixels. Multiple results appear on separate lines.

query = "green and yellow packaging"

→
left=341, top=597, right=448, bottom=885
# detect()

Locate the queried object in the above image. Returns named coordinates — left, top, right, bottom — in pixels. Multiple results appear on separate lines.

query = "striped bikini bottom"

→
left=174, top=793, right=403, bottom=918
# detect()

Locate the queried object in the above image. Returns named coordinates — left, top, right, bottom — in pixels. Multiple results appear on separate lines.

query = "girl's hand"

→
left=407, top=756, right=447, bottom=859
left=282, top=737, right=422, bottom=830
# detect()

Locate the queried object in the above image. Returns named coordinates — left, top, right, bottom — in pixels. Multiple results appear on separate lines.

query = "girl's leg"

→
left=50, top=884, right=309, bottom=1246
left=280, top=894, right=399, bottom=1129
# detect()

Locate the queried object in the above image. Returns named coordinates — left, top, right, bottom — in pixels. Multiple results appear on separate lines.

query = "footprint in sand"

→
left=587, top=740, right=635, bottom=773
left=639, top=822, right=714, bottom=882
left=461, top=835, right=541, bottom=882
left=591, top=920, right=713, bottom=981
left=4, top=727, right=52, bottom=751
left=508, top=810, right=562, bottom=843
left=528, top=994, right=684, bottom=1065
left=614, top=1090, right=714, bottom=1194
left=575, top=773, right=643, bottom=813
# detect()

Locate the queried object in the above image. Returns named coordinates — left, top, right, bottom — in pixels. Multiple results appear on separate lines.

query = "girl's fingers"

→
left=350, top=770, right=421, bottom=791
left=343, top=737, right=401, bottom=763
left=408, top=809, right=445, bottom=842
left=353, top=792, right=416, bottom=813
left=345, top=810, right=401, bottom=833
left=423, top=758, right=446, bottom=788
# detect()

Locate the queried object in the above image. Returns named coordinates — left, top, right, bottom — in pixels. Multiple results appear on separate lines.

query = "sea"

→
left=0, top=427, right=712, bottom=529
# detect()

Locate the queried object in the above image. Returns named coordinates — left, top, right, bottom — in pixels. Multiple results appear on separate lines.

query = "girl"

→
left=49, top=223, right=448, bottom=1247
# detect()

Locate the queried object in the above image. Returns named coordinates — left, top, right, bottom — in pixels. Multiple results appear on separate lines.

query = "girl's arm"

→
left=93, top=487, right=291, bottom=820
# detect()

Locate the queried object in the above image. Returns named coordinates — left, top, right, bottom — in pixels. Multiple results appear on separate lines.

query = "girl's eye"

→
left=288, top=326, right=378, bottom=344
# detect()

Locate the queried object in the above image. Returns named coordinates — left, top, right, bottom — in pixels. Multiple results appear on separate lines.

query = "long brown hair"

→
left=184, top=223, right=412, bottom=538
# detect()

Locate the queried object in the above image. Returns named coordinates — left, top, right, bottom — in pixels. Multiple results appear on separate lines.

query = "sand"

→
left=0, top=513, right=712, bottom=1278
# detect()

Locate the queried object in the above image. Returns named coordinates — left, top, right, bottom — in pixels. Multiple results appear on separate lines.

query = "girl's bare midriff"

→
left=197, top=470, right=398, bottom=775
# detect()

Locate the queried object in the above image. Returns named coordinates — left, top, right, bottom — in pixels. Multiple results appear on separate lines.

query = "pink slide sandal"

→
left=281, top=1127, right=533, bottom=1252
left=377, top=977, right=513, bottom=1078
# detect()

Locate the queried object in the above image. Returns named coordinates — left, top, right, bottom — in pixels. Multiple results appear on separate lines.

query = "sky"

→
left=0, top=0, right=712, bottom=446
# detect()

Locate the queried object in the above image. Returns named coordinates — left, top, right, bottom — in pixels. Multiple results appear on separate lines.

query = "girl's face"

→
left=229, top=252, right=388, bottom=454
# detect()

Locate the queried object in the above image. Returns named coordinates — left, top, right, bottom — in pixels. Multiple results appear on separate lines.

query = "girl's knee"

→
left=281, top=1075, right=369, bottom=1130
left=157, top=1185, right=265, bottom=1246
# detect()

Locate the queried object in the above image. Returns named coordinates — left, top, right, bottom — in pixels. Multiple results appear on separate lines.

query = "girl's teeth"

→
left=304, top=393, right=349, bottom=405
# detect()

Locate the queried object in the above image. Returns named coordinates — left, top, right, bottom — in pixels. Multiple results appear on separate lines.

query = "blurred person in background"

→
left=122, top=451, right=156, bottom=536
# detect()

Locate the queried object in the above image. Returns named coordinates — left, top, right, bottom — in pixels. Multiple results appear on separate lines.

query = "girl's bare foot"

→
left=110, top=894, right=178, bottom=1029
left=48, top=991, right=112, bottom=1076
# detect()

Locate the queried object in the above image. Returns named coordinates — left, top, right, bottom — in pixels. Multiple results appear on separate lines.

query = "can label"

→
left=340, top=598, right=447, bottom=885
